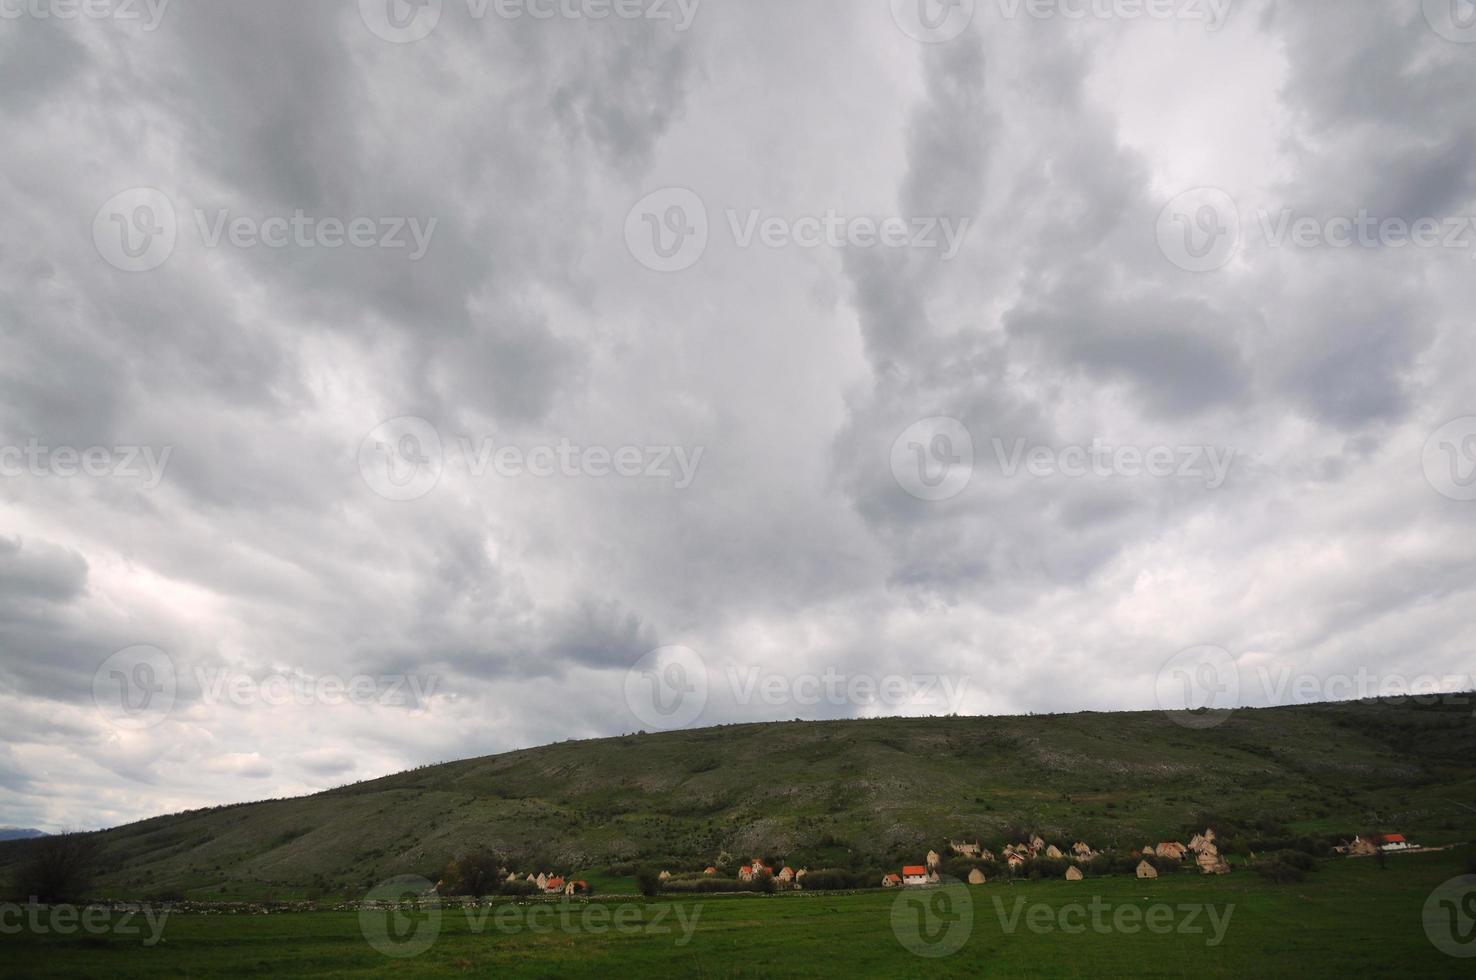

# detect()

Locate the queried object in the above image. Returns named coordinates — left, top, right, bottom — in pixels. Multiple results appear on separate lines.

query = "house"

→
left=535, top=873, right=548, bottom=889
left=564, top=880, right=590, bottom=896
left=883, top=873, right=902, bottom=888
left=1196, top=848, right=1230, bottom=875
left=507, top=872, right=519, bottom=882
left=1006, top=852, right=1026, bottom=870
left=950, top=840, right=982, bottom=858
left=1045, top=845, right=1064, bottom=859
left=1188, top=830, right=1216, bottom=854
left=967, top=868, right=986, bottom=885
left=1156, top=842, right=1187, bottom=861
left=1029, top=835, right=1045, bottom=854
left=926, top=850, right=941, bottom=870
left=703, top=866, right=718, bottom=875
left=1373, top=834, right=1413, bottom=852
left=545, top=876, right=565, bottom=894
left=1136, top=860, right=1158, bottom=879
left=1065, top=866, right=1084, bottom=881
left=795, top=869, right=807, bottom=881
left=1348, top=836, right=1378, bottom=856
left=776, top=867, right=795, bottom=882
left=738, top=862, right=773, bottom=882
left=1072, top=841, right=1094, bottom=859
left=1142, top=845, right=1156, bottom=856
left=902, top=865, right=931, bottom=886
left=658, top=871, right=672, bottom=881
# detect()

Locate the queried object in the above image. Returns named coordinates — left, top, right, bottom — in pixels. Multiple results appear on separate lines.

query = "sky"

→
left=2, top=0, right=1475, bottom=832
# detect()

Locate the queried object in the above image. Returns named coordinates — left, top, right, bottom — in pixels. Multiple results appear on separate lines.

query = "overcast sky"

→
left=2, top=0, right=1475, bottom=831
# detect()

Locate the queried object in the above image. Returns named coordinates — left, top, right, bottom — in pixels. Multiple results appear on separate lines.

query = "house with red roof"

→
left=902, top=865, right=930, bottom=886
left=1372, top=833, right=1413, bottom=851
left=882, top=873, right=902, bottom=887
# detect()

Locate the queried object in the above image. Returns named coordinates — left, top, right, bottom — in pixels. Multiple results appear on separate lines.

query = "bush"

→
left=14, top=833, right=97, bottom=903
left=500, top=879, right=540, bottom=897
left=798, top=868, right=863, bottom=891
left=661, top=876, right=749, bottom=894
left=441, top=849, right=504, bottom=897
left=1253, top=851, right=1316, bottom=885
left=635, top=866, right=663, bottom=897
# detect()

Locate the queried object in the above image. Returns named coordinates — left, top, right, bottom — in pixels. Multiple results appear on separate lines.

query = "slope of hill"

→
left=0, top=828, right=46, bottom=842
left=3, top=696, right=1473, bottom=900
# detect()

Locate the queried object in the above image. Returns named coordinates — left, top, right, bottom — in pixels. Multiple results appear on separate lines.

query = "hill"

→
left=0, top=828, right=46, bottom=842
left=3, top=695, right=1474, bottom=900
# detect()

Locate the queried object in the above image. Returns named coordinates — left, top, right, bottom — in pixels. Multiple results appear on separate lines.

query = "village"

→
left=484, top=826, right=1423, bottom=898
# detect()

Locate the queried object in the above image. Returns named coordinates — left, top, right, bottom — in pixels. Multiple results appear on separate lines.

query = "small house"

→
left=883, top=873, right=902, bottom=888
left=967, top=868, right=986, bottom=885
left=776, top=867, right=795, bottom=882
left=564, top=880, right=590, bottom=896
left=926, top=850, right=941, bottom=870
left=902, top=865, right=930, bottom=886
left=1136, top=860, right=1158, bottom=879
left=1065, top=866, right=1083, bottom=881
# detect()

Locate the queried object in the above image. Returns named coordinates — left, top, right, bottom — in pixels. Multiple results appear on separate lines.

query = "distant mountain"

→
left=1, top=697, right=1472, bottom=901
left=0, top=828, right=46, bottom=841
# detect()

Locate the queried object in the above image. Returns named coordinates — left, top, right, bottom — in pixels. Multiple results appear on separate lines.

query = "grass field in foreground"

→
left=4, top=848, right=1473, bottom=978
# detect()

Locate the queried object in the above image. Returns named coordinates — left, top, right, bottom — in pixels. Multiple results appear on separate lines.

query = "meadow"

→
left=4, top=847, right=1472, bottom=978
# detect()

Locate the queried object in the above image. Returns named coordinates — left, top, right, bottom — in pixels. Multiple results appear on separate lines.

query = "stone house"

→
left=1065, top=866, right=1083, bottom=881
left=902, top=865, right=931, bottom=886
left=950, top=840, right=982, bottom=858
left=883, top=873, right=902, bottom=888
left=1136, top=860, right=1158, bottom=879
left=926, top=850, right=941, bottom=870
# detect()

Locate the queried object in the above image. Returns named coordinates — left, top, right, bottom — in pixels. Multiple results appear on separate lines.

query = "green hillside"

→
left=5, top=696, right=1474, bottom=901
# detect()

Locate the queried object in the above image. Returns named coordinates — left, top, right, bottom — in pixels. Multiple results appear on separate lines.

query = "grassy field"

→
left=2, top=696, right=1471, bottom=902
left=5, top=848, right=1473, bottom=977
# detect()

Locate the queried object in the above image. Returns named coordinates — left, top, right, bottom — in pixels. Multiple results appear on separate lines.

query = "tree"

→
left=15, top=832, right=97, bottom=903
left=442, top=849, right=504, bottom=897
left=635, top=866, right=663, bottom=897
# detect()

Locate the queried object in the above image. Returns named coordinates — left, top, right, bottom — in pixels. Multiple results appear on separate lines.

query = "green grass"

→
left=2, top=695, right=1472, bottom=902
left=5, top=848, right=1473, bottom=977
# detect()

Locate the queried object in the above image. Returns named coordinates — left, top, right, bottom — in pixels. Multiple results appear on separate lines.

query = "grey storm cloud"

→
left=0, top=0, right=1474, bottom=830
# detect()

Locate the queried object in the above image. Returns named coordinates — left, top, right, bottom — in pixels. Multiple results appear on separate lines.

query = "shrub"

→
left=798, top=869, right=863, bottom=891
left=14, top=833, right=97, bottom=903
left=442, top=849, right=503, bottom=897
left=635, top=866, right=663, bottom=897
left=500, top=879, right=539, bottom=897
